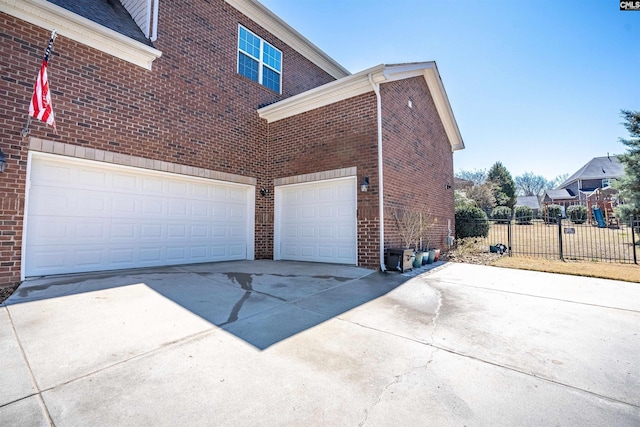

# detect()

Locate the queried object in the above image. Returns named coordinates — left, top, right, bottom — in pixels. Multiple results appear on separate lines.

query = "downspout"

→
left=369, top=73, right=386, bottom=271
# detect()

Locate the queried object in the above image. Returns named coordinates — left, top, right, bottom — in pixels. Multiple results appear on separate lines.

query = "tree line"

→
left=455, top=162, right=568, bottom=213
left=455, top=110, right=640, bottom=222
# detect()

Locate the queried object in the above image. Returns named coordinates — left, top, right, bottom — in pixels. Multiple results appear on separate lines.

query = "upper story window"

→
left=238, top=25, right=282, bottom=93
left=602, top=179, right=611, bottom=188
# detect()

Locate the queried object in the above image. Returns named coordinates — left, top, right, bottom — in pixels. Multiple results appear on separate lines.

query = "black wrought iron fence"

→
left=455, top=215, right=639, bottom=264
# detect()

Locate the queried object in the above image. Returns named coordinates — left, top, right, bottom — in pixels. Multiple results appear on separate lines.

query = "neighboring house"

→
left=0, top=0, right=464, bottom=286
left=558, top=156, right=624, bottom=200
left=515, top=196, right=541, bottom=217
left=541, top=189, right=577, bottom=209
left=542, top=156, right=624, bottom=209
left=454, top=177, right=474, bottom=191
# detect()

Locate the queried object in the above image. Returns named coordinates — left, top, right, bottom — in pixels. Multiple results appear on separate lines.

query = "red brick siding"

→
left=380, top=77, right=455, bottom=251
left=0, top=0, right=336, bottom=286
left=266, top=93, right=380, bottom=268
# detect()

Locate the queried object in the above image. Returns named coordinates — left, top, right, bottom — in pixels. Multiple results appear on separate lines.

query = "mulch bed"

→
left=0, top=284, right=19, bottom=305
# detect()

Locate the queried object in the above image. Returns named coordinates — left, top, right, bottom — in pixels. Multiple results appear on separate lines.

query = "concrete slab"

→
left=2, top=261, right=640, bottom=426
left=364, top=348, right=640, bottom=426
left=0, top=308, right=36, bottom=406
left=432, top=262, right=640, bottom=311
left=41, top=316, right=436, bottom=426
left=0, top=396, right=50, bottom=427
left=293, top=270, right=406, bottom=318
left=425, top=264, right=640, bottom=407
left=6, top=280, right=214, bottom=390
left=336, top=274, right=441, bottom=344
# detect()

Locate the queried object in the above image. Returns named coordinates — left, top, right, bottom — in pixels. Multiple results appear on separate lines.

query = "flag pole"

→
left=21, top=29, right=57, bottom=137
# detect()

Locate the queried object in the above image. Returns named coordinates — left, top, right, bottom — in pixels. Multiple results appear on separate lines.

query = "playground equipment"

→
left=587, top=188, right=620, bottom=229
left=592, top=207, right=606, bottom=228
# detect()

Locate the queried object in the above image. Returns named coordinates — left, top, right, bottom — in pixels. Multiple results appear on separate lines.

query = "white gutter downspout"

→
left=369, top=73, right=386, bottom=271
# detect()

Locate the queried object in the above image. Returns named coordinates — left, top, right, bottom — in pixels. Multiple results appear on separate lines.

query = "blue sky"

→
left=260, top=0, right=639, bottom=181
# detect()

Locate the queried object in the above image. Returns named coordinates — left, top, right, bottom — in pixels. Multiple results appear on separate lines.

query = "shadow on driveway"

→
left=4, top=260, right=439, bottom=350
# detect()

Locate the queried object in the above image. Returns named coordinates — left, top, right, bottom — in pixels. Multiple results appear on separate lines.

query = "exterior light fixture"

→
left=260, top=187, right=270, bottom=197
left=445, top=184, right=452, bottom=190
left=0, top=149, right=6, bottom=173
left=361, top=177, right=369, bottom=192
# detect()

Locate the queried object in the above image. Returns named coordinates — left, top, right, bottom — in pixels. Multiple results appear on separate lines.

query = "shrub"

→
left=455, top=206, right=489, bottom=239
left=567, top=205, right=588, bottom=224
left=614, top=204, right=640, bottom=225
left=491, top=206, right=512, bottom=223
left=514, top=205, right=533, bottom=224
left=544, top=204, right=563, bottom=223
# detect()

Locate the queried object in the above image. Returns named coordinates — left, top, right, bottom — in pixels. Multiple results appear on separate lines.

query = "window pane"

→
left=239, top=27, right=260, bottom=59
left=263, top=66, right=280, bottom=93
left=263, top=42, right=281, bottom=72
left=238, top=53, right=259, bottom=82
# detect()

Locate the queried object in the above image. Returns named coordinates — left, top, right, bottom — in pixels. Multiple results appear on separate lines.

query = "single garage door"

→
left=274, top=177, right=356, bottom=264
left=24, top=153, right=254, bottom=277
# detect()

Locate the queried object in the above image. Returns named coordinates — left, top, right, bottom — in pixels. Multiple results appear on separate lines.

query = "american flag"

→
left=29, top=30, right=57, bottom=132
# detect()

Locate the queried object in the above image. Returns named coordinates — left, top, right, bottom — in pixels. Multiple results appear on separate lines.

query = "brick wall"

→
left=266, top=93, right=381, bottom=268
left=0, top=0, right=336, bottom=286
left=380, top=77, right=455, bottom=251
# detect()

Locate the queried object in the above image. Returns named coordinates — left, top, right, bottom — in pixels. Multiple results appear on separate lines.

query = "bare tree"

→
left=455, top=169, right=487, bottom=186
left=515, top=172, right=550, bottom=196
left=549, top=173, right=569, bottom=189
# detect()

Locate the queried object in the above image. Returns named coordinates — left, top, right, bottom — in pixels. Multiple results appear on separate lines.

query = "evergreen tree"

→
left=615, top=110, right=640, bottom=219
left=487, top=161, right=517, bottom=208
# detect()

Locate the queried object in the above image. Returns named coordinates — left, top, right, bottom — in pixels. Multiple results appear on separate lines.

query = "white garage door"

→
left=24, top=153, right=254, bottom=277
left=275, top=177, right=357, bottom=264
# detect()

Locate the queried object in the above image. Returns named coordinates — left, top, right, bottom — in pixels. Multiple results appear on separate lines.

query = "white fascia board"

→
left=258, top=64, right=385, bottom=123
left=226, top=0, right=349, bottom=79
left=419, top=65, right=465, bottom=152
left=0, top=0, right=162, bottom=70
left=259, top=62, right=465, bottom=152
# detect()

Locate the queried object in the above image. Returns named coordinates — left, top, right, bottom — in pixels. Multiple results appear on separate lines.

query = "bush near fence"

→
left=455, top=216, right=639, bottom=264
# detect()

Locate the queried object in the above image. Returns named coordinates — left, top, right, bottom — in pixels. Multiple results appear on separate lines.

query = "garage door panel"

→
left=318, top=226, right=332, bottom=238
left=32, top=163, right=72, bottom=183
left=112, top=173, right=137, bottom=190
left=142, top=177, right=164, bottom=193
left=275, top=178, right=356, bottom=265
left=28, top=187, right=71, bottom=213
left=25, top=155, right=252, bottom=277
left=79, top=169, right=107, bottom=187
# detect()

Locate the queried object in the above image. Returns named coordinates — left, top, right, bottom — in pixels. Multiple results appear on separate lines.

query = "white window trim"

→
left=237, top=24, right=282, bottom=94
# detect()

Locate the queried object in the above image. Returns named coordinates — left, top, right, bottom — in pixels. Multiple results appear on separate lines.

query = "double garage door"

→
left=24, top=154, right=254, bottom=277
left=24, top=154, right=358, bottom=277
left=275, top=177, right=357, bottom=265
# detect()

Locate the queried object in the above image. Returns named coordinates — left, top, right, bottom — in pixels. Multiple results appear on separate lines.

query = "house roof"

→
left=47, top=0, right=153, bottom=46
left=1, top=0, right=162, bottom=70
left=515, top=196, right=540, bottom=210
left=454, top=177, right=473, bottom=190
left=257, top=62, right=464, bottom=151
left=2, top=0, right=347, bottom=76
left=559, top=156, right=624, bottom=188
left=544, top=189, right=576, bottom=200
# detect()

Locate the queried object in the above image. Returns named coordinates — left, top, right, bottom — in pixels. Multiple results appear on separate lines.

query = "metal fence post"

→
left=632, top=215, right=637, bottom=265
left=558, top=214, right=563, bottom=261
left=508, top=218, right=512, bottom=257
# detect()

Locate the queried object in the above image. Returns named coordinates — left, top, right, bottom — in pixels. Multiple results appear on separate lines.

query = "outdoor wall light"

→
left=260, top=187, right=270, bottom=197
left=0, top=149, right=6, bottom=173
left=361, top=177, right=370, bottom=192
left=445, top=183, right=452, bottom=190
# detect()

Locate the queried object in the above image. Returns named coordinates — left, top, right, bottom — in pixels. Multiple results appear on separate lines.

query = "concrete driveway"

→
left=1, top=261, right=639, bottom=426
